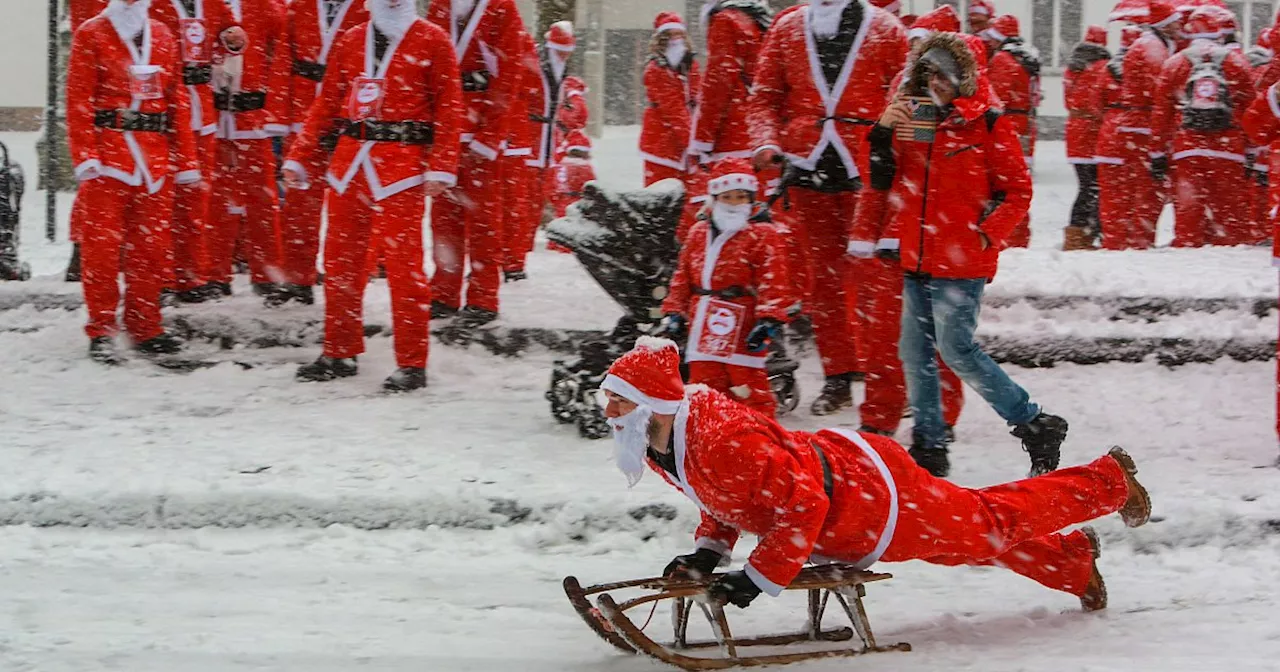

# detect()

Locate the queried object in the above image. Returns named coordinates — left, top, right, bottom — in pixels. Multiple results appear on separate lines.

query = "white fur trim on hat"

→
left=982, top=27, right=1007, bottom=41
left=969, top=5, right=991, bottom=16
left=657, top=21, right=686, bottom=34
left=599, top=374, right=684, bottom=415
left=881, top=1, right=901, bottom=12
left=908, top=27, right=932, bottom=40
left=708, top=172, right=759, bottom=195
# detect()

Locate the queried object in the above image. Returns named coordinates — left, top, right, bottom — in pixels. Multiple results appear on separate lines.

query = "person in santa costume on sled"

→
left=640, top=12, right=702, bottom=241
left=284, top=0, right=463, bottom=392
left=747, top=0, right=907, bottom=416
left=598, top=338, right=1152, bottom=612
left=425, top=0, right=531, bottom=328
left=1151, top=6, right=1256, bottom=248
left=68, top=0, right=202, bottom=362
left=657, top=161, right=792, bottom=417
left=983, top=15, right=1041, bottom=248
left=272, top=0, right=370, bottom=305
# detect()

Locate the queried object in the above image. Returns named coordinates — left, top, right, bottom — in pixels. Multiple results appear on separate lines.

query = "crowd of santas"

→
left=65, top=0, right=594, bottom=391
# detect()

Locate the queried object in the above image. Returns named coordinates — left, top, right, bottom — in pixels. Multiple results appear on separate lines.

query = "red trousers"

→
left=432, top=152, right=504, bottom=312
left=790, top=189, right=861, bottom=377
left=688, top=361, right=775, bottom=417
left=77, top=178, right=173, bottom=342
left=279, top=150, right=328, bottom=286
left=169, top=133, right=215, bottom=291
left=501, top=156, right=544, bottom=273
left=1172, top=156, right=1252, bottom=248
left=207, top=139, right=282, bottom=284
left=816, top=431, right=1130, bottom=597
left=323, top=178, right=431, bottom=369
left=854, top=257, right=964, bottom=432
left=1099, top=156, right=1161, bottom=250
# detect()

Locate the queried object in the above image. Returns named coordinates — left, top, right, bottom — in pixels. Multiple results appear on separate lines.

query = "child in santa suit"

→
left=659, top=160, right=793, bottom=417
left=549, top=129, right=596, bottom=218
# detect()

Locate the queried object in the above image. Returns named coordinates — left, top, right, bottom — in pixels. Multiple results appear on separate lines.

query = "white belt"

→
left=822, top=428, right=899, bottom=569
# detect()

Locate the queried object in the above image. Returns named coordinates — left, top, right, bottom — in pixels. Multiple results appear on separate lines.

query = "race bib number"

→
left=345, top=77, right=386, bottom=122
left=696, top=298, right=746, bottom=359
left=128, top=65, right=163, bottom=100
left=180, top=18, right=210, bottom=63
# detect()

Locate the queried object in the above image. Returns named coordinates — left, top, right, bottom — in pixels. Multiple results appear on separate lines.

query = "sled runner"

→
left=564, top=563, right=910, bottom=670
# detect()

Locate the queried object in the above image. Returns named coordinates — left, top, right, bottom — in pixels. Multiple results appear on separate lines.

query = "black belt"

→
left=693, top=285, right=754, bottom=300
left=529, top=113, right=552, bottom=124
left=214, top=90, right=267, bottom=112
left=183, top=63, right=212, bottom=86
left=318, top=129, right=341, bottom=153
left=1006, top=108, right=1031, bottom=115
left=93, top=109, right=169, bottom=132
left=1106, top=105, right=1151, bottom=111
left=461, top=70, right=491, bottom=92
left=818, top=116, right=877, bottom=127
left=292, top=59, right=326, bottom=82
left=810, top=441, right=835, bottom=500
left=340, top=120, right=435, bottom=144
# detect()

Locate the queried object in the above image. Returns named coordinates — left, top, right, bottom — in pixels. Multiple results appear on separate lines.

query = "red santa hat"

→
left=707, top=159, right=759, bottom=196
left=546, top=20, right=575, bottom=52
left=870, top=0, right=901, bottom=15
left=982, top=14, right=1020, bottom=42
left=968, top=0, right=994, bottom=17
left=909, top=5, right=960, bottom=41
left=1111, top=0, right=1181, bottom=28
left=1175, top=0, right=1227, bottom=13
left=654, top=11, right=686, bottom=35
left=600, top=338, right=686, bottom=414
left=900, top=14, right=918, bottom=28
left=1085, top=25, right=1108, bottom=46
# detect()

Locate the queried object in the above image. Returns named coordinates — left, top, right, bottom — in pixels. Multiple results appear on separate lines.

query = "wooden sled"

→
left=565, top=563, right=910, bottom=670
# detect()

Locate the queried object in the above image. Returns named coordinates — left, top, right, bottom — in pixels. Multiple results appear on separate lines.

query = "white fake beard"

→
left=452, top=0, right=477, bottom=19
left=105, top=0, right=151, bottom=40
left=665, top=39, right=688, bottom=66
left=551, top=52, right=569, bottom=81
left=712, top=202, right=752, bottom=233
left=610, top=405, right=653, bottom=488
left=370, top=0, right=417, bottom=40
left=810, top=0, right=851, bottom=40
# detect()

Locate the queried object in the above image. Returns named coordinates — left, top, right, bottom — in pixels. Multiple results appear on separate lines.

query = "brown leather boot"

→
left=1109, top=446, right=1152, bottom=528
left=1079, top=526, right=1107, bottom=612
left=1062, top=226, right=1092, bottom=251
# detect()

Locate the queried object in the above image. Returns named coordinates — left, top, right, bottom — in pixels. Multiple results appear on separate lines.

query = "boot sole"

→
left=1108, top=446, right=1152, bottom=528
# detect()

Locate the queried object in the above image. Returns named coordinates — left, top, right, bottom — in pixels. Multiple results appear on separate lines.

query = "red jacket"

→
left=988, top=47, right=1036, bottom=137
left=1241, top=83, right=1280, bottom=266
left=541, top=73, right=589, bottom=169
left=691, top=3, right=770, bottom=161
left=71, top=0, right=109, bottom=33
left=1063, top=45, right=1111, bottom=163
left=426, top=0, right=531, bottom=160
left=661, top=219, right=793, bottom=369
left=67, top=16, right=199, bottom=193
left=150, top=0, right=240, bottom=137
left=503, top=32, right=539, bottom=162
left=651, top=387, right=897, bottom=595
left=213, top=0, right=290, bottom=140
left=850, top=33, right=1031, bottom=281
left=748, top=3, right=907, bottom=178
left=640, top=57, right=701, bottom=171
left=1096, top=29, right=1176, bottom=163
left=285, top=19, right=464, bottom=201
left=1151, top=41, right=1255, bottom=164
left=281, top=0, right=369, bottom=133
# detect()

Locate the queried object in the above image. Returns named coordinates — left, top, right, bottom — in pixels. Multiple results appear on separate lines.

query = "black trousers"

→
left=1070, top=164, right=1101, bottom=241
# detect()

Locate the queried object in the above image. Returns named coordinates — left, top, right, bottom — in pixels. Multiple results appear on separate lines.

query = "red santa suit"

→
left=690, top=0, right=771, bottom=163
left=984, top=15, right=1039, bottom=248
left=1241, top=79, right=1280, bottom=447
left=641, top=13, right=700, bottom=186
left=285, top=12, right=463, bottom=370
left=747, top=0, right=907, bottom=383
left=660, top=165, right=793, bottom=416
left=1062, top=25, right=1110, bottom=248
left=67, top=3, right=200, bottom=343
left=498, top=30, right=539, bottom=278
left=1096, top=2, right=1181, bottom=251
left=1247, top=29, right=1275, bottom=244
left=206, top=0, right=289, bottom=289
left=276, top=0, right=369, bottom=290
left=549, top=130, right=596, bottom=218
left=148, top=0, right=238, bottom=293
left=426, top=0, right=531, bottom=317
left=598, top=342, right=1139, bottom=604
left=1151, top=28, right=1256, bottom=247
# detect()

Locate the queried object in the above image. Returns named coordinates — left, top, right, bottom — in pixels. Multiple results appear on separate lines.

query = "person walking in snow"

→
left=1062, top=25, right=1111, bottom=251
left=598, top=338, right=1151, bottom=612
left=640, top=12, right=703, bottom=241
left=849, top=32, right=1068, bottom=478
left=982, top=14, right=1040, bottom=248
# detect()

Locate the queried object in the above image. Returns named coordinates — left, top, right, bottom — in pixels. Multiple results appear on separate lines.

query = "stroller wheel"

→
left=577, top=404, right=611, bottom=440
left=547, top=365, right=579, bottom=425
left=770, top=371, right=800, bottom=416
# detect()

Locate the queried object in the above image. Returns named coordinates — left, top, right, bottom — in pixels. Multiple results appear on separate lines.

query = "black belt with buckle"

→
left=93, top=109, right=170, bottom=132
left=692, top=285, right=755, bottom=300
left=183, top=63, right=212, bottom=86
left=340, top=120, right=435, bottom=144
left=214, top=90, right=267, bottom=112
left=811, top=441, right=835, bottom=500
left=461, top=69, right=491, bottom=92
left=292, top=59, right=326, bottom=82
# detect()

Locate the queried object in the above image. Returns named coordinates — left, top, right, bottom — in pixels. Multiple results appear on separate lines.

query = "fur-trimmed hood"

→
left=1067, top=42, right=1111, bottom=73
left=899, top=32, right=993, bottom=120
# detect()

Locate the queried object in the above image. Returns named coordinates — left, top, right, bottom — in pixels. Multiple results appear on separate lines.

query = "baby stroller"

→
left=0, top=140, right=29, bottom=281
left=544, top=179, right=800, bottom=439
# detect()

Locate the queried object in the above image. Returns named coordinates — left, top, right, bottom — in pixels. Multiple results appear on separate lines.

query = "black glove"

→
left=707, top=570, right=762, bottom=609
left=744, top=319, right=782, bottom=353
left=1150, top=155, right=1169, bottom=182
left=663, top=548, right=723, bottom=580
left=660, top=313, right=688, bottom=342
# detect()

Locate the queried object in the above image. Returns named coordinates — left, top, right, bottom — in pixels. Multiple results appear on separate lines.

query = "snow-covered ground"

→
left=3, top=128, right=1280, bottom=670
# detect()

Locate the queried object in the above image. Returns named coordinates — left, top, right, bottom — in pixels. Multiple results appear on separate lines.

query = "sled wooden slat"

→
left=563, top=576, right=637, bottom=654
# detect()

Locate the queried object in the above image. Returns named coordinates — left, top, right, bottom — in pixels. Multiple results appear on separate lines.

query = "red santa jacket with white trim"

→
left=641, top=56, right=701, bottom=171
left=661, top=219, right=792, bottom=369
left=1063, top=55, right=1110, bottom=163
left=1241, top=83, right=1280, bottom=266
left=514, top=52, right=588, bottom=169
left=67, top=16, right=199, bottom=193
left=1096, top=29, right=1175, bottom=161
left=426, top=0, right=531, bottom=161
left=282, top=0, right=370, bottom=132
left=214, top=0, right=290, bottom=140
left=71, top=0, right=110, bottom=33
left=285, top=19, right=464, bottom=201
left=503, top=32, right=540, bottom=160
left=691, top=4, right=768, bottom=160
left=1150, top=41, right=1255, bottom=164
left=988, top=49, right=1036, bottom=136
left=747, top=2, right=907, bottom=177
left=150, top=0, right=240, bottom=137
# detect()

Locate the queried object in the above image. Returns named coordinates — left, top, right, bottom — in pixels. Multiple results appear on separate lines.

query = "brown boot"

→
left=1079, top=526, right=1107, bottom=612
left=1109, top=446, right=1152, bottom=528
left=1062, top=226, right=1092, bottom=251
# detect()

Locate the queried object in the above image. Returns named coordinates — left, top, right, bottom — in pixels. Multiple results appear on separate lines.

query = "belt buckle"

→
left=120, top=109, right=139, bottom=127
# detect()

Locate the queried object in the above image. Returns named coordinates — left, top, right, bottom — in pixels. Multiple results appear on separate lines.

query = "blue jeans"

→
left=900, top=275, right=1039, bottom=449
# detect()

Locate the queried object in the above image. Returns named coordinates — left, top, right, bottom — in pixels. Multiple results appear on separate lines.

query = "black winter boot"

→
left=810, top=373, right=854, bottom=416
left=454, top=305, right=498, bottom=328
left=382, top=367, right=427, bottom=392
left=88, top=337, right=121, bottom=365
left=430, top=301, right=458, bottom=320
left=296, top=356, right=358, bottom=382
left=135, top=332, right=184, bottom=355
left=909, top=433, right=950, bottom=478
left=1011, top=412, right=1069, bottom=476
